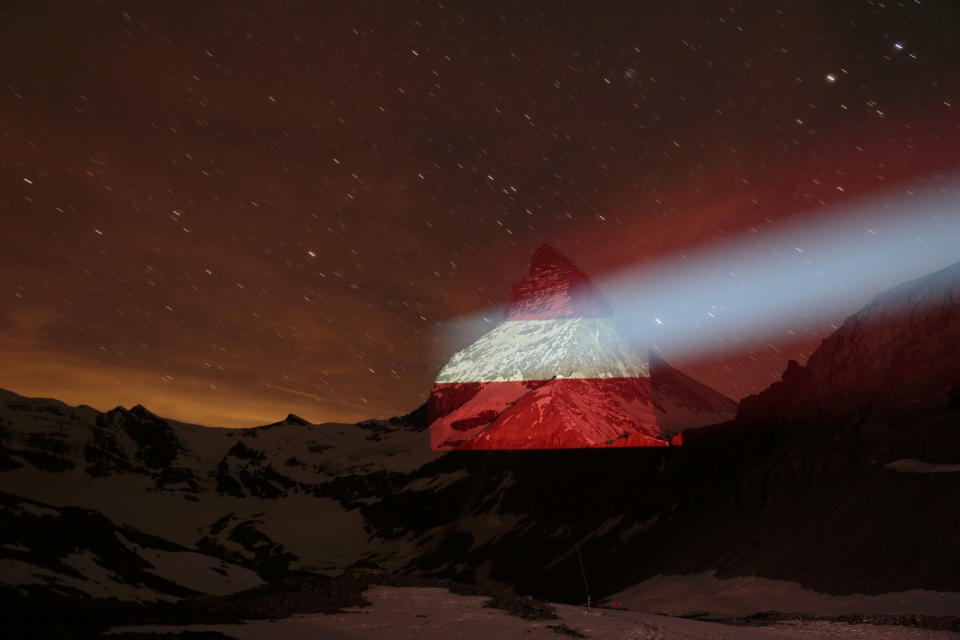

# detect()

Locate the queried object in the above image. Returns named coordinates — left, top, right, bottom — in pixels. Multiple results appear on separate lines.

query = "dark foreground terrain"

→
left=2, top=263, right=959, bottom=637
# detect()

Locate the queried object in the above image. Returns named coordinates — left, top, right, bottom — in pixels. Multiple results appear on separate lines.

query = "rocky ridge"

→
left=0, top=259, right=957, bottom=611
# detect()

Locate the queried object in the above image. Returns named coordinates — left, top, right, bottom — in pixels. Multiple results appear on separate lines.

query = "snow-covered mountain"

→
left=0, top=391, right=440, bottom=597
left=435, top=317, right=648, bottom=383
left=0, top=490, right=261, bottom=602
left=429, top=245, right=736, bottom=449
left=1, top=258, right=958, bottom=619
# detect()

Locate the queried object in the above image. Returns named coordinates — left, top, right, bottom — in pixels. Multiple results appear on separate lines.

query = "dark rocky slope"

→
left=613, top=261, right=960, bottom=596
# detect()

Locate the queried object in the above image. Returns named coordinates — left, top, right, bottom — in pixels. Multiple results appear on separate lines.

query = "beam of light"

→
left=603, top=179, right=960, bottom=359
left=437, top=177, right=960, bottom=367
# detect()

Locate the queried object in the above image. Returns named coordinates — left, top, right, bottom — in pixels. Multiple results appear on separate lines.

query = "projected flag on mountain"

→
left=428, top=246, right=728, bottom=450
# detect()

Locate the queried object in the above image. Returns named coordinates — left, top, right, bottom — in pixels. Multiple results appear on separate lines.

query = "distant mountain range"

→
left=1, top=256, right=958, bottom=617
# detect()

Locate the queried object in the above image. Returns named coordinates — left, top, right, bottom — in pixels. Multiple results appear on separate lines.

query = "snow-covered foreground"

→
left=616, top=572, right=960, bottom=619
left=113, top=585, right=960, bottom=639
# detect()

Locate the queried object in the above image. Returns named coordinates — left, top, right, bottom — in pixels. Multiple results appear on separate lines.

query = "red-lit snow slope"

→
left=429, top=246, right=735, bottom=450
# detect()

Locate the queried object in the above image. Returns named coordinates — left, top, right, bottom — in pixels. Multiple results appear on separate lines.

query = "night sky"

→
left=3, top=1, right=960, bottom=427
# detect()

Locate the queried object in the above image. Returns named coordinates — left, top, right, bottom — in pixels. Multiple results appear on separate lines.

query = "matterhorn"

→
left=429, top=245, right=736, bottom=450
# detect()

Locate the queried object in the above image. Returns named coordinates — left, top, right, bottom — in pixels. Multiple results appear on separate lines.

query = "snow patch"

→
left=615, top=571, right=960, bottom=618
left=115, top=534, right=263, bottom=595
left=884, top=458, right=960, bottom=473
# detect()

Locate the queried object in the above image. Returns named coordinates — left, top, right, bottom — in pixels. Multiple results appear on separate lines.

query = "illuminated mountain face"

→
left=503, top=245, right=613, bottom=321
left=429, top=246, right=734, bottom=450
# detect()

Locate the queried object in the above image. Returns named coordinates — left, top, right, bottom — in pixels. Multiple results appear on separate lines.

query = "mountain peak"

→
left=529, top=244, right=578, bottom=273
left=130, top=404, right=160, bottom=420
left=504, top=245, right=612, bottom=320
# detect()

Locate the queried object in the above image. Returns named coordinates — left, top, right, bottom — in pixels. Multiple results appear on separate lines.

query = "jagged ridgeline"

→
left=0, top=257, right=959, bottom=610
